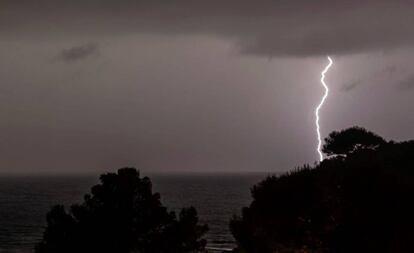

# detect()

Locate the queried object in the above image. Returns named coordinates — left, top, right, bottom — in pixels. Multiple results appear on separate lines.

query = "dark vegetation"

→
left=322, top=126, right=386, bottom=156
left=35, top=168, right=208, bottom=253
left=35, top=126, right=414, bottom=253
left=230, top=127, right=414, bottom=253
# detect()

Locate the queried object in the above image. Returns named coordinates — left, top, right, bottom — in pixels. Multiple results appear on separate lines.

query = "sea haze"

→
left=0, top=172, right=266, bottom=252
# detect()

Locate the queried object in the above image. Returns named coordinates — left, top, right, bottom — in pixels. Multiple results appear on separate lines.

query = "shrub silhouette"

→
left=230, top=127, right=414, bottom=253
left=322, top=126, right=386, bottom=156
left=35, top=168, right=208, bottom=253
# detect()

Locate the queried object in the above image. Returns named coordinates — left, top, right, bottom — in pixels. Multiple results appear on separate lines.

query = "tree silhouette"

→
left=322, top=126, right=386, bottom=156
left=35, top=168, right=208, bottom=253
left=231, top=127, right=414, bottom=253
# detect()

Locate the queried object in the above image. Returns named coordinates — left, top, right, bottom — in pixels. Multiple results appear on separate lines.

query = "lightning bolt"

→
left=315, top=56, right=333, bottom=162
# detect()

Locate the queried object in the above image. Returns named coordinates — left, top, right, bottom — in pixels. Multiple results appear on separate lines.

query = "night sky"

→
left=1, top=1, right=413, bottom=173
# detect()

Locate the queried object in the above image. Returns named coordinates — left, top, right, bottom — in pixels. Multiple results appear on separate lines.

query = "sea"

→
left=0, top=172, right=267, bottom=252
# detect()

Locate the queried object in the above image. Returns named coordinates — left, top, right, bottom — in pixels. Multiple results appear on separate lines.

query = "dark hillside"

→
left=231, top=128, right=414, bottom=253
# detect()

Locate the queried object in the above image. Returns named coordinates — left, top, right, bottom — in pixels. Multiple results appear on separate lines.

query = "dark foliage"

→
left=35, top=168, right=208, bottom=253
left=322, top=126, right=386, bottom=156
left=230, top=127, right=414, bottom=253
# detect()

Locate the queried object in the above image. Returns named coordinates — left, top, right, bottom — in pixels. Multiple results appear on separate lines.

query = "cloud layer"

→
left=56, top=43, right=99, bottom=62
left=2, top=0, right=414, bottom=57
left=1, top=1, right=414, bottom=174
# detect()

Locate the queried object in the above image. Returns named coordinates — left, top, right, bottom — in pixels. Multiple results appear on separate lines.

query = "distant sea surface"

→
left=0, top=172, right=267, bottom=252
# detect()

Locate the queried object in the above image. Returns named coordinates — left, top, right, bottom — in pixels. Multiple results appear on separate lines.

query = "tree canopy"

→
left=322, top=126, right=386, bottom=156
left=35, top=168, right=208, bottom=253
left=231, top=127, right=414, bottom=253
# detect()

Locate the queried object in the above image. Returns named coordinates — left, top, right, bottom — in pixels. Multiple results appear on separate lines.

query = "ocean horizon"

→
left=0, top=172, right=269, bottom=252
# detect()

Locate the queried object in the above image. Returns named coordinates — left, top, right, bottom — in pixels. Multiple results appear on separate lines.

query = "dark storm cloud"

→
left=341, top=80, right=360, bottom=92
left=398, top=74, right=414, bottom=90
left=56, top=43, right=99, bottom=62
left=1, top=0, right=414, bottom=57
left=340, top=65, right=405, bottom=92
